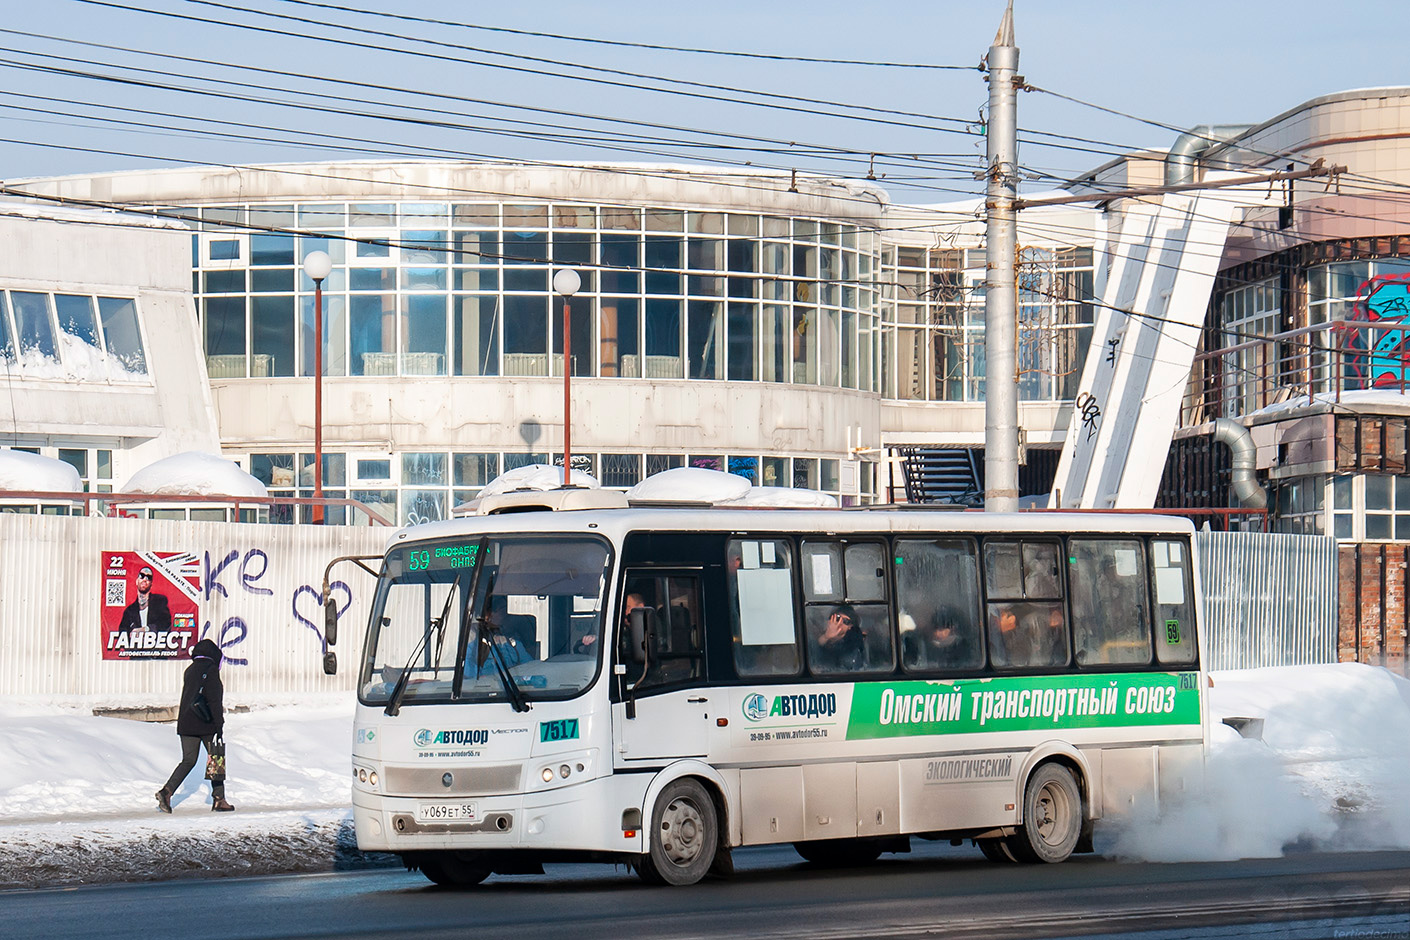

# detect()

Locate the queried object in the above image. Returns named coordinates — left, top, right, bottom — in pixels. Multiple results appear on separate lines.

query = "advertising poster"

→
left=101, top=551, right=202, bottom=660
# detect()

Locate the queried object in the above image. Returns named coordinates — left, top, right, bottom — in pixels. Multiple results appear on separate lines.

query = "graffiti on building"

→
left=1074, top=391, right=1103, bottom=442
left=1349, top=273, right=1410, bottom=388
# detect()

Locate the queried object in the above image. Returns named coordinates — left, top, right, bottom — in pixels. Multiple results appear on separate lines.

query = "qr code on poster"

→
left=105, top=579, right=126, bottom=607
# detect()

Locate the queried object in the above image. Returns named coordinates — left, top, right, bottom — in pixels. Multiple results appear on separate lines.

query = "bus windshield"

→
left=358, top=536, right=611, bottom=707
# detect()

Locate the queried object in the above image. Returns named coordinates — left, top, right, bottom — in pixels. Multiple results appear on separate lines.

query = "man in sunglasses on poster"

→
left=119, top=565, right=172, bottom=634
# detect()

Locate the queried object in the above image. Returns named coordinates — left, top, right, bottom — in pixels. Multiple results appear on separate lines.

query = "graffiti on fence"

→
left=100, top=546, right=359, bottom=668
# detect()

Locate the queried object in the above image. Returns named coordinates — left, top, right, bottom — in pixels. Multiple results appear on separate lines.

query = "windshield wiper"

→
left=451, top=538, right=489, bottom=702
left=482, top=619, right=530, bottom=713
left=384, top=571, right=461, bottom=717
left=467, top=570, right=530, bottom=713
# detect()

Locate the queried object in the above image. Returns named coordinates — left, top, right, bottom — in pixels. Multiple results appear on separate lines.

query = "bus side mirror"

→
left=324, top=597, right=339, bottom=647
left=628, top=607, right=655, bottom=664
left=322, top=651, right=338, bottom=675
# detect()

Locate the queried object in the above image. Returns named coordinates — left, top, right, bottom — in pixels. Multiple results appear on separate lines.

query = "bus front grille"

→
left=382, top=764, right=523, bottom=796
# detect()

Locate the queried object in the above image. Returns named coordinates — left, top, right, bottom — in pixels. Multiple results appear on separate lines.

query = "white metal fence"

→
left=1197, top=530, right=1339, bottom=670
left=0, top=517, right=1339, bottom=704
left=0, top=514, right=387, bottom=704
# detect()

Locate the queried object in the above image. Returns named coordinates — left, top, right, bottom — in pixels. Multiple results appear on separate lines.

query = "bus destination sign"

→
left=405, top=542, right=480, bottom=571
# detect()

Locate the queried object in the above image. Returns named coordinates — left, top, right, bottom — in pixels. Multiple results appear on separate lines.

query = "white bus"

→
left=338, top=491, right=1207, bottom=886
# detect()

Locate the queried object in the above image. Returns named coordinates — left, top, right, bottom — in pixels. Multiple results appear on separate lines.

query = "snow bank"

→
left=121, top=451, right=267, bottom=498
left=0, top=695, right=386, bottom=889
left=0, top=449, right=82, bottom=492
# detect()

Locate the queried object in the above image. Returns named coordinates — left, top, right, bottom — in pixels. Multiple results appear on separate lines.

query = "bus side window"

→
left=983, top=540, right=1069, bottom=670
left=1151, top=539, right=1198, bottom=665
left=801, top=540, right=893, bottom=675
left=727, top=538, right=800, bottom=677
left=895, top=539, right=984, bottom=673
left=1068, top=538, right=1152, bottom=667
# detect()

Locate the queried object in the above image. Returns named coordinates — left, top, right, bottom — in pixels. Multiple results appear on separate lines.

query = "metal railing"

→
left=0, top=489, right=394, bottom=526
left=1182, top=318, right=1409, bottom=426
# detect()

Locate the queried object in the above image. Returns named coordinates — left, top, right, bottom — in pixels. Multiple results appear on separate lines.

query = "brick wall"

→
left=1338, top=543, right=1409, bottom=676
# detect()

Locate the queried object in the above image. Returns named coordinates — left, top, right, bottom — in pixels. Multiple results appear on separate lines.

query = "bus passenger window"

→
left=982, top=540, right=1069, bottom=670
left=1068, top=539, right=1152, bottom=666
left=1151, top=539, right=1198, bottom=665
left=727, top=539, right=800, bottom=677
left=895, top=539, right=984, bottom=673
left=801, top=540, right=893, bottom=676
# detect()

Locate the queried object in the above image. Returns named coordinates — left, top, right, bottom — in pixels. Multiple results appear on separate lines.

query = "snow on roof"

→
left=627, top=467, right=752, bottom=503
left=475, top=464, right=600, bottom=500
left=721, top=485, right=838, bottom=508
left=1248, top=388, right=1410, bottom=418
left=0, top=449, right=82, bottom=492
left=121, top=451, right=267, bottom=498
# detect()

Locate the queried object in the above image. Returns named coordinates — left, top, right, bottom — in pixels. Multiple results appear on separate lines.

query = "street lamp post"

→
left=303, top=250, right=333, bottom=523
left=552, top=268, right=581, bottom=487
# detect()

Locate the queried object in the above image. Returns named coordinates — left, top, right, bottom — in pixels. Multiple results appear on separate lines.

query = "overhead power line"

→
left=74, top=0, right=979, bottom=136
left=266, top=0, right=980, bottom=70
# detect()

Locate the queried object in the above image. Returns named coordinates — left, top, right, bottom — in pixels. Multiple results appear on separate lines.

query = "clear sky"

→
left=0, top=1, right=1404, bottom=204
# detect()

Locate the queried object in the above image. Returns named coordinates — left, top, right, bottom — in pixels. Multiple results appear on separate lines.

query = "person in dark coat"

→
left=156, top=638, right=234, bottom=812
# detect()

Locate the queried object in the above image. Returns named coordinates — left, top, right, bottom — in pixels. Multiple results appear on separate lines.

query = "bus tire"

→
left=793, top=838, right=884, bottom=867
left=637, top=778, right=717, bottom=886
left=1007, top=763, right=1082, bottom=864
left=418, top=852, right=491, bottom=887
left=977, top=837, right=1017, bottom=863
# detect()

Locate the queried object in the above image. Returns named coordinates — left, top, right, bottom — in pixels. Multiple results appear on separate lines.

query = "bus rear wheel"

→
left=1007, top=763, right=1082, bottom=864
left=636, top=778, right=718, bottom=886
left=417, top=852, right=491, bottom=887
left=977, top=837, right=1017, bottom=863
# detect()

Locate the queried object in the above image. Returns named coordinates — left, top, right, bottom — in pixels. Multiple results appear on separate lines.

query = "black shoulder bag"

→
left=190, top=672, right=214, bottom=724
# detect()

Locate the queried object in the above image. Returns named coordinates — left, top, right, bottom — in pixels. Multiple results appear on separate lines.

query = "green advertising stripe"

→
left=846, top=673, right=1201, bottom=740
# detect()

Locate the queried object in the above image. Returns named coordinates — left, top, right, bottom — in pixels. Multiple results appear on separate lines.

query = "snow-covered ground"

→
left=1, top=664, right=1407, bottom=889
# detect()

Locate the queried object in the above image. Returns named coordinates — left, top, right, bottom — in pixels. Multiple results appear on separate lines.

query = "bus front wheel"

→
left=417, top=852, right=491, bottom=887
left=636, top=778, right=718, bottom=886
left=1007, top=763, right=1082, bottom=864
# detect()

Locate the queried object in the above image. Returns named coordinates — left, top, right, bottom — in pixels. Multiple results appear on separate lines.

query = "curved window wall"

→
left=186, top=202, right=882, bottom=391
left=245, top=449, right=877, bottom=525
left=879, top=245, right=1094, bottom=402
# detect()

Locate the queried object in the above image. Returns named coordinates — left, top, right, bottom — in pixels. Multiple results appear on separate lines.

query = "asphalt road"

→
left=4, top=842, right=1408, bottom=940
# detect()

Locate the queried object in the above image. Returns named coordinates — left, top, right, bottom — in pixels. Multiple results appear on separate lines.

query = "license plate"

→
left=415, top=802, right=478, bottom=823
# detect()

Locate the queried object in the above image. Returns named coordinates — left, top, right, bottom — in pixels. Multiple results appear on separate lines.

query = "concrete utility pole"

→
left=984, top=1, right=1020, bottom=512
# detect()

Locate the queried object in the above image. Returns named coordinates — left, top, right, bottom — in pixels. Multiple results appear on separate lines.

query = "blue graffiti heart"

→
left=292, top=581, right=353, bottom=652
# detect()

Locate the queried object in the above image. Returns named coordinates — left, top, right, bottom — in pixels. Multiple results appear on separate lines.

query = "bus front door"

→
left=614, top=572, right=710, bottom=761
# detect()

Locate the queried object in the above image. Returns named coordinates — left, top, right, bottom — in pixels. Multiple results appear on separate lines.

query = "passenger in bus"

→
left=579, top=592, right=642, bottom=656
left=465, top=596, right=531, bottom=677
left=992, top=606, right=1027, bottom=666
left=815, top=603, right=865, bottom=671
left=906, top=606, right=976, bottom=669
left=992, top=604, right=1065, bottom=668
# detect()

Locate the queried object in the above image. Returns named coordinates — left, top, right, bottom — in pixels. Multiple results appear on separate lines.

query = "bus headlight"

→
left=542, top=767, right=555, bottom=783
